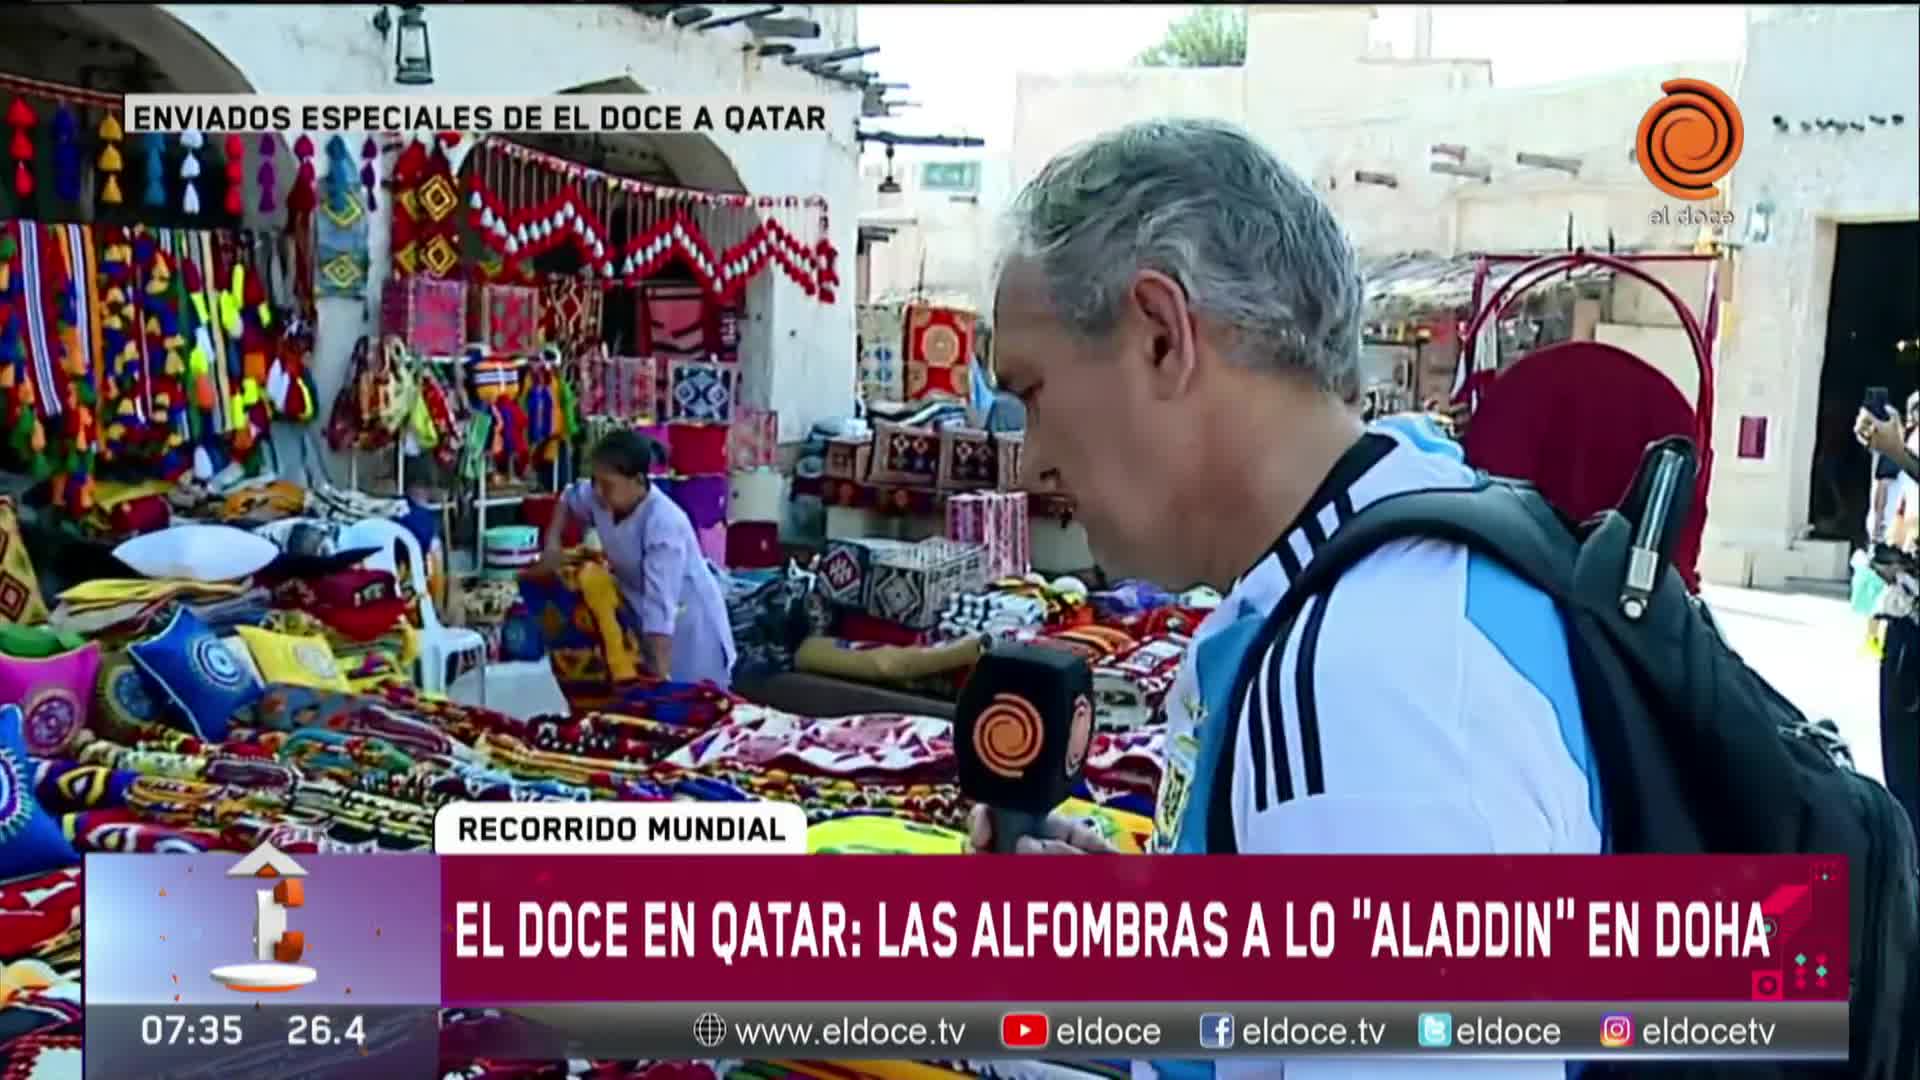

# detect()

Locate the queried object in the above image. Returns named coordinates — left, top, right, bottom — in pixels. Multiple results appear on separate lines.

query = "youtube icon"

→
left=1001, top=1012, right=1050, bottom=1049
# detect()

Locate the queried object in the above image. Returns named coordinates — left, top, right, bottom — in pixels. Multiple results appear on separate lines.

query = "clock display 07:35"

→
left=140, top=1013, right=242, bottom=1046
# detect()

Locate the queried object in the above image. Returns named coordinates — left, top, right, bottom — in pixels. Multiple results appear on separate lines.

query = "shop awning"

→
left=1361, top=251, right=1618, bottom=321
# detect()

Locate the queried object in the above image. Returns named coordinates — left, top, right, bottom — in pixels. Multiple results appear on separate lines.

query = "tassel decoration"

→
left=7, top=95, right=35, bottom=199
left=359, top=136, right=380, bottom=210
left=287, top=134, right=316, bottom=217
left=97, top=111, right=125, bottom=204
left=256, top=134, right=277, bottom=213
left=179, top=129, right=203, bottom=214
left=142, top=134, right=167, bottom=207
left=323, top=134, right=354, bottom=214
left=224, top=134, right=245, bottom=217
left=51, top=105, right=81, bottom=202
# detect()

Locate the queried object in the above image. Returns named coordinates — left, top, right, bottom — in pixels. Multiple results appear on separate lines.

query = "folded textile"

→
left=666, top=710, right=952, bottom=784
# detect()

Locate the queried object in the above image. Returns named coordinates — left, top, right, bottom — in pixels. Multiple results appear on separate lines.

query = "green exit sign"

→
left=921, top=161, right=980, bottom=193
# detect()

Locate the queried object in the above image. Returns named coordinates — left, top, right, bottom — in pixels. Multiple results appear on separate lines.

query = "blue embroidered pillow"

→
left=127, top=606, right=263, bottom=742
left=0, top=703, right=80, bottom=879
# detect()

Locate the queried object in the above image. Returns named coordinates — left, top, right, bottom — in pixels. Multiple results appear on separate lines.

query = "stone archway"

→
left=42, top=5, right=253, bottom=92
left=557, top=77, right=749, bottom=195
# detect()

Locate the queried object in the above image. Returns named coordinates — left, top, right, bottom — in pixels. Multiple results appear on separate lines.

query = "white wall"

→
left=77, top=4, right=865, bottom=450
left=859, top=144, right=1010, bottom=311
left=1704, top=4, right=1920, bottom=582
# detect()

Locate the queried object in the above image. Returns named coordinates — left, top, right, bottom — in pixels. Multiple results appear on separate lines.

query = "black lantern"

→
left=393, top=4, right=434, bottom=85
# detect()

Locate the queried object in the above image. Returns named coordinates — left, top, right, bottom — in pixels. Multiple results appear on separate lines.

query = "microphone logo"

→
left=973, top=693, right=1044, bottom=778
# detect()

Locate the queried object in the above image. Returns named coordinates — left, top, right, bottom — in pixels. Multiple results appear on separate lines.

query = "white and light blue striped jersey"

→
left=1142, top=416, right=1604, bottom=1080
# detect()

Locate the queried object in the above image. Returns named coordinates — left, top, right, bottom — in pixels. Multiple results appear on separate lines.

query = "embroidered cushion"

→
left=936, top=426, right=995, bottom=490
left=667, top=422, right=730, bottom=476
left=235, top=626, right=351, bottom=691
left=867, top=422, right=940, bottom=487
left=470, top=284, right=540, bottom=354
left=0, top=497, right=49, bottom=625
left=667, top=360, right=735, bottom=423
left=127, top=607, right=264, bottom=741
left=114, top=524, right=279, bottom=583
left=380, top=276, right=467, bottom=356
left=0, top=704, right=79, bottom=878
left=0, top=644, right=100, bottom=756
left=94, top=650, right=165, bottom=742
left=903, top=303, right=974, bottom=403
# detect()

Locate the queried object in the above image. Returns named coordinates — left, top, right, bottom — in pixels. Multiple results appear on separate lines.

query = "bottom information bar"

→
left=440, top=1001, right=1847, bottom=1061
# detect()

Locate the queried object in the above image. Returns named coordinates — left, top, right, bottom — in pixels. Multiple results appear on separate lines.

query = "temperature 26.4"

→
left=287, top=1013, right=366, bottom=1046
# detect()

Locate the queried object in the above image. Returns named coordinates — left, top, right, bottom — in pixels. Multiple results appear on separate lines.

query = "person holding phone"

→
left=528, top=430, right=737, bottom=687
left=1859, top=388, right=1920, bottom=483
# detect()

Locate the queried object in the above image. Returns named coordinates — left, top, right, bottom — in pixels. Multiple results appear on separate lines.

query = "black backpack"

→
left=1210, top=440, right=1918, bottom=1079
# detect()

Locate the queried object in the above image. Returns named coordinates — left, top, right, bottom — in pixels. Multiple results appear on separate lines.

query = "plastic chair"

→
left=336, top=517, right=488, bottom=699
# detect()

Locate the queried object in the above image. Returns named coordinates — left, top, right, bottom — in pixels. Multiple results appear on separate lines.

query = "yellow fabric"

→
left=0, top=497, right=49, bottom=625
left=807, top=816, right=966, bottom=854
left=59, top=578, right=244, bottom=606
left=1057, top=796, right=1152, bottom=854
left=574, top=558, right=639, bottom=681
left=221, top=481, right=309, bottom=521
left=90, top=479, right=175, bottom=511
left=235, top=626, right=352, bottom=691
left=794, top=635, right=982, bottom=684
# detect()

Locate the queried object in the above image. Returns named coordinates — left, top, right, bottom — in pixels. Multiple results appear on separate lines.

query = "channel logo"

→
left=1417, top=1012, right=1453, bottom=1049
left=1001, top=1012, right=1049, bottom=1049
left=1599, top=1013, right=1635, bottom=1048
left=1199, top=1012, right=1235, bottom=1049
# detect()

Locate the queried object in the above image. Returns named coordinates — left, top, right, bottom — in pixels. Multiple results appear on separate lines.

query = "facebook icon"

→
left=1199, top=1013, right=1236, bottom=1050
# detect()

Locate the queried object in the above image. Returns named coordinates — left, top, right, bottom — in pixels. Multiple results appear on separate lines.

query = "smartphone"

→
left=1865, top=386, right=1893, bottom=419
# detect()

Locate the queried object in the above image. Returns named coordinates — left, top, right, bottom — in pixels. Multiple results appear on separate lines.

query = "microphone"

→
left=954, top=643, right=1096, bottom=853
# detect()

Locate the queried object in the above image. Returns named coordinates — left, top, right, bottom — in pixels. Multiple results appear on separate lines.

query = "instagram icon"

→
left=1599, top=1013, right=1635, bottom=1048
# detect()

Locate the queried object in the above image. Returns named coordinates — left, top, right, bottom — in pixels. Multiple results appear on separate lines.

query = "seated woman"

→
left=529, top=431, right=737, bottom=688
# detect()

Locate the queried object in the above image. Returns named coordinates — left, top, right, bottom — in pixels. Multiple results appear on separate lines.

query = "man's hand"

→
left=1856, top=408, right=1906, bottom=458
left=522, top=551, right=563, bottom=580
left=966, top=805, right=1120, bottom=855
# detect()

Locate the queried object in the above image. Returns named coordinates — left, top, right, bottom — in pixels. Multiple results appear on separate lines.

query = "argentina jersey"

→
left=1142, top=416, right=1604, bottom=1080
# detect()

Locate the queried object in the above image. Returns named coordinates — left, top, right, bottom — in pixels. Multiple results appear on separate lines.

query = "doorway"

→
left=1806, top=220, right=1920, bottom=544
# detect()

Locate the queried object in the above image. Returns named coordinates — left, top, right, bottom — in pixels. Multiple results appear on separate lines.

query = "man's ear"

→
left=1130, top=269, right=1197, bottom=400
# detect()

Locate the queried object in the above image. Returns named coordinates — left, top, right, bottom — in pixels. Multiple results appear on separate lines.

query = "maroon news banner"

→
left=438, top=855, right=1848, bottom=1004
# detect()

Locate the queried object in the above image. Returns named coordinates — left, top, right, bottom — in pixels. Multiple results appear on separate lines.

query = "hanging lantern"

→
left=394, top=4, right=435, bottom=85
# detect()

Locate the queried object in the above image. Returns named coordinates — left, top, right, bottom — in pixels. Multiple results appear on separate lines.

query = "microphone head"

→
left=954, top=642, right=1095, bottom=815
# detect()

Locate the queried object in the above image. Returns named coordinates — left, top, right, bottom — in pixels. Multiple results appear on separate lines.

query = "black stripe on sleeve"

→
left=1294, top=594, right=1330, bottom=796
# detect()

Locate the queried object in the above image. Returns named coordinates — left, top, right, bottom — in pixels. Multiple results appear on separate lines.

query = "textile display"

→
left=938, top=590, right=1050, bottom=644
left=857, top=305, right=905, bottom=402
left=0, top=642, right=100, bottom=756
left=233, top=626, right=350, bottom=692
left=314, top=185, right=370, bottom=299
left=995, top=432, right=1026, bottom=491
left=0, top=498, right=47, bottom=625
left=903, top=303, right=973, bottom=403
left=540, top=277, right=604, bottom=354
left=728, top=469, right=784, bottom=523
left=817, top=537, right=915, bottom=610
left=867, top=423, right=939, bottom=487
left=667, top=360, right=735, bottom=424
left=641, top=284, right=708, bottom=386
left=670, top=475, right=731, bottom=532
left=824, top=436, right=872, bottom=482
left=1090, top=634, right=1187, bottom=730
left=92, top=650, right=165, bottom=742
left=470, top=284, right=540, bottom=355
left=696, top=521, right=727, bottom=567
left=386, top=136, right=463, bottom=278
left=0, top=704, right=79, bottom=879
left=666, top=710, right=951, bottom=783
left=936, top=426, right=995, bottom=491
left=945, top=491, right=1030, bottom=581
left=380, top=276, right=467, bottom=356
left=125, top=606, right=263, bottom=741
left=730, top=404, right=778, bottom=469
left=725, top=521, right=781, bottom=570
left=667, top=422, right=729, bottom=476
left=580, top=352, right=655, bottom=421
left=867, top=539, right=989, bottom=630
left=517, top=555, right=643, bottom=684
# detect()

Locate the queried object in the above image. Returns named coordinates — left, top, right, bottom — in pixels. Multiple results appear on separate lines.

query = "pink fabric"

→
left=1463, top=341, right=1702, bottom=592
left=1, top=643, right=103, bottom=756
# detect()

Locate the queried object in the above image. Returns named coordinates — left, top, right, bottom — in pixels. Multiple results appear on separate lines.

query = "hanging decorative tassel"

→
left=97, top=111, right=125, bottom=205
left=142, top=133, right=167, bottom=207
left=50, top=105, right=80, bottom=202
left=256, top=134, right=277, bottom=213
left=287, top=134, right=317, bottom=217
left=7, top=95, right=36, bottom=199
left=359, top=136, right=379, bottom=211
left=223, top=134, right=245, bottom=217
left=179, top=129, right=204, bottom=214
left=323, top=135, right=354, bottom=214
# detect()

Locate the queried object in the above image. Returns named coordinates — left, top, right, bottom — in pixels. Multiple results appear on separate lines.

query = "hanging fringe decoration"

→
left=287, top=134, right=316, bottom=217
left=96, top=110, right=124, bottom=205
left=223, top=134, right=245, bottom=217
left=255, top=134, right=277, bottom=213
left=141, top=133, right=167, bottom=207
left=178, top=129, right=204, bottom=215
left=359, top=135, right=379, bottom=211
left=322, top=134, right=354, bottom=214
left=7, top=95, right=36, bottom=199
left=50, top=104, right=80, bottom=202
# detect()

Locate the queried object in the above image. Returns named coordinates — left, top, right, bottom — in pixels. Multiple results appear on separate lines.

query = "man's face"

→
left=992, top=261, right=1193, bottom=583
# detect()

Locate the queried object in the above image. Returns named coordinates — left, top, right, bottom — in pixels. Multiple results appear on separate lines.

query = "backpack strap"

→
left=1206, top=477, right=1581, bottom=853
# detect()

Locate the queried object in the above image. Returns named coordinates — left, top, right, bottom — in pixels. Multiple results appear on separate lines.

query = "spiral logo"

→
left=973, top=693, right=1044, bottom=778
left=1636, top=78, right=1744, bottom=201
